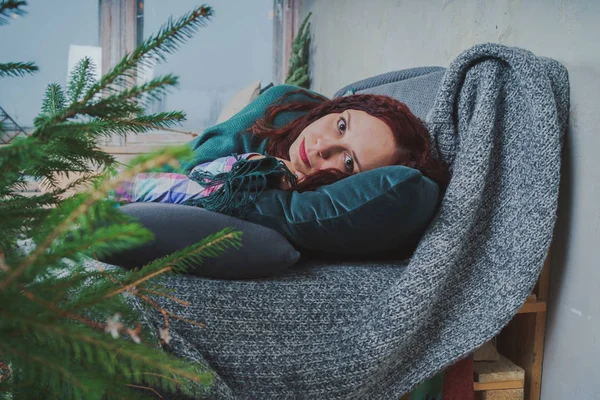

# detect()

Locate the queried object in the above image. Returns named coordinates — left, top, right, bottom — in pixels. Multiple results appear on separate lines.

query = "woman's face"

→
left=288, top=109, right=398, bottom=180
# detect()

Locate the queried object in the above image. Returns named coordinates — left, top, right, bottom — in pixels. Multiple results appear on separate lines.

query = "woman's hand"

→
left=248, top=155, right=303, bottom=190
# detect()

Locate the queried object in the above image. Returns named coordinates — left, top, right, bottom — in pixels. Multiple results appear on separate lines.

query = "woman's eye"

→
left=337, top=117, right=347, bottom=134
left=344, top=153, right=354, bottom=173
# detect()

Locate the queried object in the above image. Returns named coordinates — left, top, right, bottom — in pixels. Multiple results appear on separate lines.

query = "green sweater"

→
left=157, top=84, right=325, bottom=216
left=178, top=84, right=325, bottom=173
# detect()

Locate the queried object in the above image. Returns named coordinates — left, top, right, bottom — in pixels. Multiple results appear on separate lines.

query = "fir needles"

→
left=0, top=3, right=241, bottom=399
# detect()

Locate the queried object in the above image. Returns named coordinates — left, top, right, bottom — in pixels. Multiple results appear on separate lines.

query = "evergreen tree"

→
left=0, top=2, right=242, bottom=399
left=285, top=12, right=312, bottom=89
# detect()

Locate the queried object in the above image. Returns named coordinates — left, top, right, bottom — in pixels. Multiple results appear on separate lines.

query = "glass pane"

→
left=142, top=0, right=274, bottom=134
left=0, top=0, right=100, bottom=132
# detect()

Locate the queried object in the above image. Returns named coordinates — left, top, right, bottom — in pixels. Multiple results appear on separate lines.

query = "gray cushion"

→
left=334, top=66, right=446, bottom=119
left=99, top=203, right=300, bottom=279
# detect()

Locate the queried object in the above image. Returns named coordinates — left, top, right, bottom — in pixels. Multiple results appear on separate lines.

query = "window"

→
left=0, top=1, right=100, bottom=131
left=0, top=0, right=275, bottom=143
left=141, top=0, right=274, bottom=134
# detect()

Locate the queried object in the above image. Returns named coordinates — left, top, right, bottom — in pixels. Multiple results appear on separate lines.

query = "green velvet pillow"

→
left=244, top=165, right=440, bottom=255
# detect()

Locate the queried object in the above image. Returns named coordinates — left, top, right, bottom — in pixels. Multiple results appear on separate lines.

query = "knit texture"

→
left=103, top=43, right=569, bottom=399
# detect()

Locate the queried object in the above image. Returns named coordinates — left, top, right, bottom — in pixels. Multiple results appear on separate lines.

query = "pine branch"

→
left=134, top=291, right=207, bottom=330
left=51, top=171, right=112, bottom=196
left=74, top=74, right=179, bottom=119
left=0, top=147, right=189, bottom=291
left=0, top=257, right=206, bottom=397
left=0, top=343, right=88, bottom=396
left=36, top=101, right=143, bottom=128
left=0, top=136, right=49, bottom=208
left=0, top=61, right=38, bottom=77
left=24, top=135, right=117, bottom=184
left=0, top=194, right=56, bottom=242
left=67, top=57, right=97, bottom=104
left=38, top=111, right=189, bottom=141
left=81, top=6, right=213, bottom=109
left=0, top=136, right=44, bottom=170
left=67, top=227, right=242, bottom=314
left=0, top=320, right=214, bottom=397
left=120, top=111, right=187, bottom=130
left=41, top=83, right=67, bottom=115
left=8, top=316, right=216, bottom=385
left=141, top=227, right=242, bottom=275
left=0, top=0, right=26, bottom=25
left=0, top=5, right=230, bottom=398
left=31, top=5, right=212, bottom=133
left=285, top=12, right=312, bottom=88
left=1, top=133, right=118, bottom=197
left=0, top=169, right=28, bottom=196
left=42, top=223, right=154, bottom=266
left=107, top=112, right=199, bottom=137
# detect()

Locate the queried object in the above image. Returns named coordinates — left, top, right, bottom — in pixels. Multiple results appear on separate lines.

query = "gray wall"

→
left=299, top=1, right=600, bottom=398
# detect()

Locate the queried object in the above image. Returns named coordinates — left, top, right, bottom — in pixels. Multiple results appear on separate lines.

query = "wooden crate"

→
left=481, top=388, right=524, bottom=400
left=496, top=252, right=551, bottom=400
left=474, top=355, right=525, bottom=384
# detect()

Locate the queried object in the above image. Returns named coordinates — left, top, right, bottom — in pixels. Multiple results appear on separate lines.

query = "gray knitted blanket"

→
left=119, top=43, right=569, bottom=399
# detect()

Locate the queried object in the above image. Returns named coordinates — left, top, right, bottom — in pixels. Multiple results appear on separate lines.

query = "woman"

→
left=111, top=85, right=449, bottom=214
left=245, top=88, right=449, bottom=191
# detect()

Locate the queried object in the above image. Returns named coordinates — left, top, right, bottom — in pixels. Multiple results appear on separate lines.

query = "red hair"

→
left=247, top=90, right=450, bottom=192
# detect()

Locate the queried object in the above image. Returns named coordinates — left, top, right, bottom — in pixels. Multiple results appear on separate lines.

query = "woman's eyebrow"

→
left=346, top=111, right=362, bottom=173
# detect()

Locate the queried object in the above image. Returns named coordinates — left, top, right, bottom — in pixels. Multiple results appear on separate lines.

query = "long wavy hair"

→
left=247, top=90, right=450, bottom=192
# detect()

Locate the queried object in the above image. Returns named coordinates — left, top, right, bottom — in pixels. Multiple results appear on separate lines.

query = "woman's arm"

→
left=246, top=154, right=303, bottom=190
left=110, top=172, right=208, bottom=204
left=173, top=85, right=325, bottom=174
left=110, top=153, right=262, bottom=204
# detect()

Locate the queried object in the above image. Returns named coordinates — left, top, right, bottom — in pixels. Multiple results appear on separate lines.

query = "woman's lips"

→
left=299, top=138, right=311, bottom=168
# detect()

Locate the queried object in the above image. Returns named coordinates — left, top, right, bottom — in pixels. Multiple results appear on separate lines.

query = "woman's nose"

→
left=315, top=137, right=340, bottom=160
